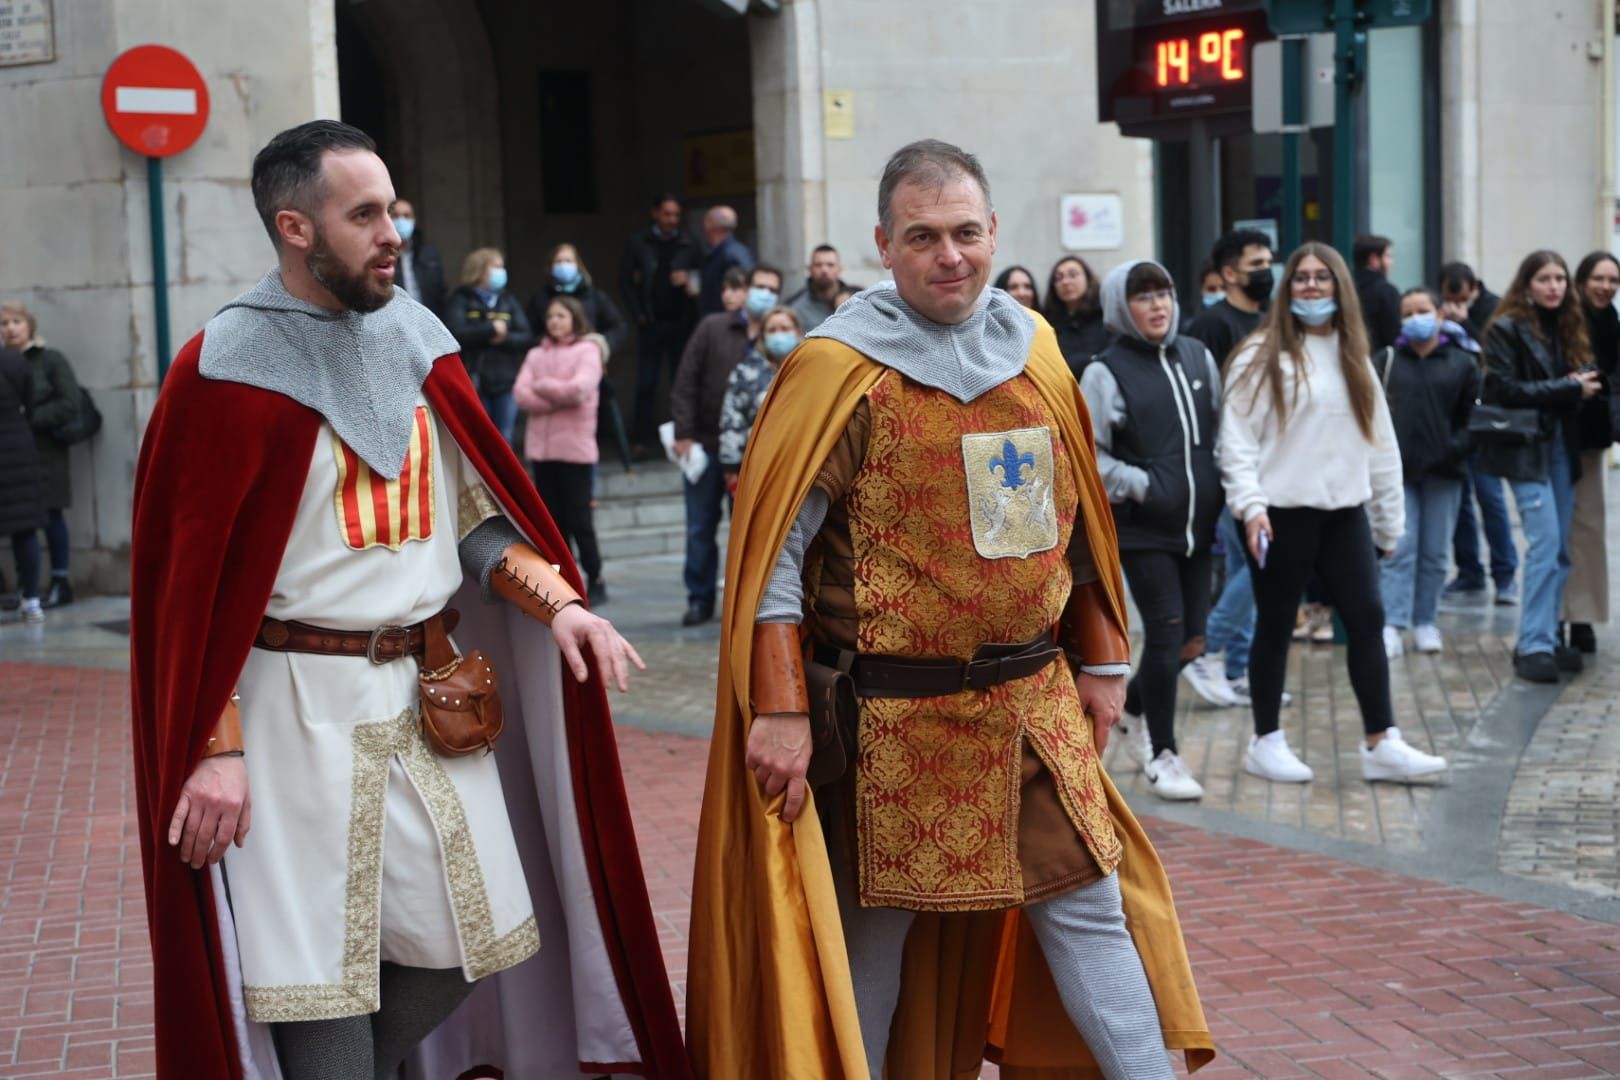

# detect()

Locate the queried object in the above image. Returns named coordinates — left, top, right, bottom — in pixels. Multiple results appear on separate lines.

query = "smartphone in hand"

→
left=1257, top=529, right=1270, bottom=570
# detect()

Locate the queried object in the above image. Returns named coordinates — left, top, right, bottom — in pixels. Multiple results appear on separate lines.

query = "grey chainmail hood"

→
left=199, top=271, right=459, bottom=478
left=807, top=281, right=1036, bottom=403
left=1101, top=258, right=1181, bottom=348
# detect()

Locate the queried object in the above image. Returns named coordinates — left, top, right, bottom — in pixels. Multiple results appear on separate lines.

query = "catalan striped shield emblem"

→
left=332, top=407, right=437, bottom=551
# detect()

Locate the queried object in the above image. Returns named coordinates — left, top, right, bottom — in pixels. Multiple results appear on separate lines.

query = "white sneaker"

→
left=1245, top=730, right=1314, bottom=782
left=1383, top=626, right=1405, bottom=659
left=1145, top=749, right=1204, bottom=800
left=1308, top=605, right=1336, bottom=643
left=1181, top=654, right=1238, bottom=706
left=1413, top=625, right=1443, bottom=653
left=20, top=597, right=44, bottom=624
left=1361, top=727, right=1447, bottom=781
left=1229, top=677, right=1292, bottom=708
left=1115, top=710, right=1151, bottom=765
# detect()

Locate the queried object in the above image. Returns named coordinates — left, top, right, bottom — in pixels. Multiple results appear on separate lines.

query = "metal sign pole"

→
left=147, top=155, right=171, bottom=382
left=1330, top=0, right=1361, bottom=259
left=1280, top=36, right=1304, bottom=253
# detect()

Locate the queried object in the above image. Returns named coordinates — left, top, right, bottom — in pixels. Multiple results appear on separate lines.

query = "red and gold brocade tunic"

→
left=807, top=370, right=1122, bottom=912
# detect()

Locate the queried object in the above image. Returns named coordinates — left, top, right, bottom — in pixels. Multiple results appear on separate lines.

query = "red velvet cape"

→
left=130, top=334, right=688, bottom=1078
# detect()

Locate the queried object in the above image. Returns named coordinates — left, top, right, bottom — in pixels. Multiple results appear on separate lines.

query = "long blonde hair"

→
left=1227, top=242, right=1379, bottom=441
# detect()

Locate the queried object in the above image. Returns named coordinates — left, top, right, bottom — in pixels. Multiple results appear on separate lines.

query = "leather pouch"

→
left=805, top=654, right=859, bottom=788
left=417, top=611, right=504, bottom=756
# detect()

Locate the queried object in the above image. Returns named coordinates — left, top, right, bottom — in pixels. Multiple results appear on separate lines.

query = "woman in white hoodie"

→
left=1219, top=243, right=1447, bottom=785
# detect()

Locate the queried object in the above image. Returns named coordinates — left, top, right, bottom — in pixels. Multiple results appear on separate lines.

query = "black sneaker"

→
left=1555, top=645, right=1584, bottom=673
left=681, top=601, right=714, bottom=627
left=1569, top=623, right=1597, bottom=654
left=41, top=578, right=73, bottom=609
left=586, top=579, right=609, bottom=607
left=1513, top=651, right=1559, bottom=683
left=1444, top=577, right=1487, bottom=598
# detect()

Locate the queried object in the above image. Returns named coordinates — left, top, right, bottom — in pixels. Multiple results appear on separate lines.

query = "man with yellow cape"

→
left=689, top=140, right=1216, bottom=1079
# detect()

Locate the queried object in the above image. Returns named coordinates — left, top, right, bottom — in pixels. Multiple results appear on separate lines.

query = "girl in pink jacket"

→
left=514, top=295, right=607, bottom=603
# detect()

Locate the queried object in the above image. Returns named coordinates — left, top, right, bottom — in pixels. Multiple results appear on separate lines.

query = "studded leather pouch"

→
left=417, top=612, right=504, bottom=756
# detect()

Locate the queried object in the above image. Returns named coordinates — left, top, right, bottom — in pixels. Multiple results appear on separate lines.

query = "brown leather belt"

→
left=254, top=609, right=461, bottom=665
left=812, top=629, right=1062, bottom=699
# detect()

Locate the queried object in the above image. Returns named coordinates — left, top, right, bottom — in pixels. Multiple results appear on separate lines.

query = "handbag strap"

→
left=1377, top=346, right=1395, bottom=391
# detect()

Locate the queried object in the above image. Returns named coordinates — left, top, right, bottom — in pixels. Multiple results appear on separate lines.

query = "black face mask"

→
left=1240, top=266, right=1274, bottom=304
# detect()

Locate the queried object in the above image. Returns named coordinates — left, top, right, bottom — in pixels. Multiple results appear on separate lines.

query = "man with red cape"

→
left=130, top=120, right=687, bottom=1079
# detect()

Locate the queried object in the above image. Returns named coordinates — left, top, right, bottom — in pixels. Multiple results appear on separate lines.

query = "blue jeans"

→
left=1204, top=510, right=1255, bottom=679
left=1381, top=476, right=1464, bottom=628
left=479, top=390, right=519, bottom=444
left=1453, top=454, right=1518, bottom=589
left=683, top=455, right=726, bottom=609
left=1508, top=437, right=1576, bottom=655
left=9, top=530, right=41, bottom=599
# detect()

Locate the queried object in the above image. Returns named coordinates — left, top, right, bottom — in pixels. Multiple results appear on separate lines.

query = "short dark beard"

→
left=306, top=227, right=394, bottom=314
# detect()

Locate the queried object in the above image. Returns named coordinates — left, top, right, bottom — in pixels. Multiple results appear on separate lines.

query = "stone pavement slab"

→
left=6, top=661, right=1620, bottom=1079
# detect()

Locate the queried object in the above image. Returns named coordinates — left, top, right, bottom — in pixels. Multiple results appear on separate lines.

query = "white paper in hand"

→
left=659, top=420, right=710, bottom=484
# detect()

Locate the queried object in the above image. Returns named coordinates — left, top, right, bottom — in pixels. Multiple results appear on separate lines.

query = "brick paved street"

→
left=5, top=655, right=1620, bottom=1078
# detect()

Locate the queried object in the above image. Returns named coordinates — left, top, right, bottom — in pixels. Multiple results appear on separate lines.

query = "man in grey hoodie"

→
left=1080, top=260, right=1225, bottom=802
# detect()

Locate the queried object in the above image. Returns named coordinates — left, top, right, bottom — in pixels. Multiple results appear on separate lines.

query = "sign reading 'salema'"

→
left=0, top=0, right=52, bottom=67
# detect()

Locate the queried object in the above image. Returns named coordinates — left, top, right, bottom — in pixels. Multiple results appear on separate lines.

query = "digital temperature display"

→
left=1153, top=28, right=1247, bottom=89
left=1096, top=4, right=1273, bottom=133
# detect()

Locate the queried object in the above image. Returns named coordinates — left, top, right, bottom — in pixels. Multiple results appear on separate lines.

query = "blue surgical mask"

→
left=1401, top=312, right=1438, bottom=342
left=764, top=331, right=798, bottom=359
left=552, top=261, right=581, bottom=290
left=1290, top=297, right=1338, bottom=327
left=392, top=216, right=415, bottom=242
left=1201, top=292, right=1223, bottom=308
left=486, top=266, right=508, bottom=292
left=746, top=287, right=778, bottom=318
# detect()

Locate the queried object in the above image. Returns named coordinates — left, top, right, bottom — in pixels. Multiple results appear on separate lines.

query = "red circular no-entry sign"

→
left=101, top=45, right=210, bottom=158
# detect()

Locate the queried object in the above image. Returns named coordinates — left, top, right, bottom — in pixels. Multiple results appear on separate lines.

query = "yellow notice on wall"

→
left=683, top=130, right=757, bottom=198
left=824, top=90, right=855, bottom=140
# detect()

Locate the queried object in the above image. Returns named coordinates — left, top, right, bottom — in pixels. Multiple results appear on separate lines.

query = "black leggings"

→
left=532, top=460, right=602, bottom=582
left=1121, top=550, right=1213, bottom=757
left=1246, top=506, right=1392, bottom=738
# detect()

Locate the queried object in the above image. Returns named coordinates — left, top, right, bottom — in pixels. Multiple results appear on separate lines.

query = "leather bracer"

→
left=490, top=544, right=584, bottom=627
left=751, top=622, right=809, bottom=716
left=1059, top=579, right=1131, bottom=669
left=203, top=693, right=243, bottom=758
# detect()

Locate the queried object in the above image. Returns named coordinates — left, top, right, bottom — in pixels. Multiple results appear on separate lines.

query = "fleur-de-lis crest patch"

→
left=961, top=426, right=1059, bottom=559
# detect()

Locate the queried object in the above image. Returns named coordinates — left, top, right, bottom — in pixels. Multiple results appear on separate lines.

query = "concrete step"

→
left=594, top=495, right=685, bottom=532
left=597, top=461, right=684, bottom=501
left=599, top=522, right=686, bottom=561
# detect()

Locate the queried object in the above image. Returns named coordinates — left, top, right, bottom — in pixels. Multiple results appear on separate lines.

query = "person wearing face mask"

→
left=526, top=244, right=633, bottom=472
left=387, top=198, right=447, bottom=317
left=1186, top=229, right=1274, bottom=369
left=1220, top=243, right=1448, bottom=785
left=1561, top=251, right=1620, bottom=654
left=669, top=264, right=784, bottom=625
left=1373, top=288, right=1480, bottom=659
left=445, top=247, right=535, bottom=441
left=1080, top=261, right=1224, bottom=802
left=717, top=306, right=804, bottom=494
left=1479, top=251, right=1604, bottom=682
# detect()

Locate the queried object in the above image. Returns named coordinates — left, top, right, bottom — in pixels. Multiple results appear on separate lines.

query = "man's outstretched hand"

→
left=1075, top=671, right=1126, bottom=754
left=552, top=604, right=646, bottom=692
left=169, top=755, right=251, bottom=869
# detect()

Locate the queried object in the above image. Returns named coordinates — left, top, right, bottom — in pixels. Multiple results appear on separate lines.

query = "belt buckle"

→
left=963, top=657, right=1000, bottom=692
left=367, top=624, right=410, bottom=665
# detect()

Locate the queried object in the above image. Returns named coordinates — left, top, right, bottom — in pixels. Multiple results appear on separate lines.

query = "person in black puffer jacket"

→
left=1372, top=288, right=1479, bottom=657
left=527, top=243, right=633, bottom=471
left=1479, top=250, right=1604, bottom=683
left=0, top=344, right=45, bottom=622
left=1080, top=259, right=1223, bottom=802
left=1562, top=252, right=1620, bottom=653
left=444, top=247, right=535, bottom=442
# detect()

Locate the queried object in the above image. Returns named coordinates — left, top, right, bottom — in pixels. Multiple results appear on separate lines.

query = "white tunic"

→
left=225, top=403, right=538, bottom=1024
